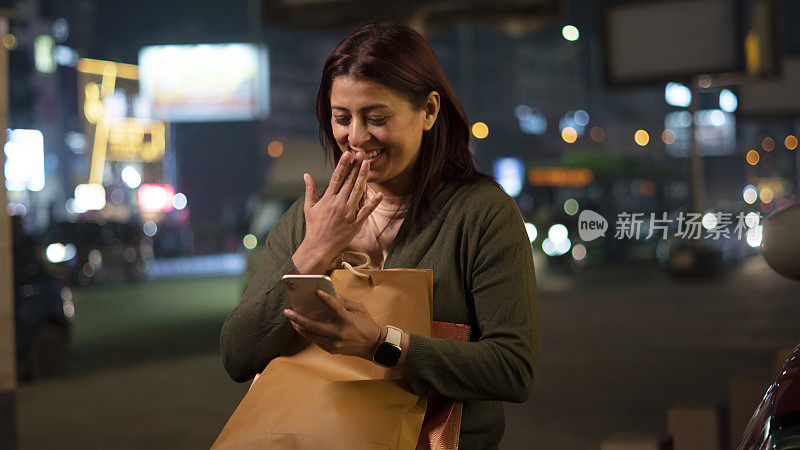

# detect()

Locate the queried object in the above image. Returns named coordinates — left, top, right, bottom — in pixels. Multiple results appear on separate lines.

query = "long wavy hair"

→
left=315, top=20, right=495, bottom=233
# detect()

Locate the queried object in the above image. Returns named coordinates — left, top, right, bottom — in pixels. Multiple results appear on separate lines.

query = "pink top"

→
left=346, top=186, right=411, bottom=269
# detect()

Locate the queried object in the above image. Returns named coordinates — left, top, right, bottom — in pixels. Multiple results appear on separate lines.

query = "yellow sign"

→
left=77, top=58, right=166, bottom=184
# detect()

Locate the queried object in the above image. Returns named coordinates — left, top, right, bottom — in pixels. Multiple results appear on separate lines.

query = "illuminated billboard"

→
left=138, top=43, right=269, bottom=122
left=4, top=129, right=45, bottom=192
left=77, top=58, right=168, bottom=185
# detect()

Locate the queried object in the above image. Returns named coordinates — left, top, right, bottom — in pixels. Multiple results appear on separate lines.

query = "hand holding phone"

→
left=281, top=275, right=337, bottom=322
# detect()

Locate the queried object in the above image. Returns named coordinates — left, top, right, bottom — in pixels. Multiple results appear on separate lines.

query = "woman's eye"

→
left=334, top=117, right=350, bottom=125
left=368, top=117, right=387, bottom=125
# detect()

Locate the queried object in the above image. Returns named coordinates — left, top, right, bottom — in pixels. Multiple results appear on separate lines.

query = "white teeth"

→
left=366, top=148, right=384, bottom=159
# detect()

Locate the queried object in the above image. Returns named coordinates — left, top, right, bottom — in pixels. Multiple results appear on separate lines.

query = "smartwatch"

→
left=373, top=325, right=402, bottom=367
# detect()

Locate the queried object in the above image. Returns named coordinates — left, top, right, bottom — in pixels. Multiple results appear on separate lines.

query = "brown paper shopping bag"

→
left=415, top=321, right=471, bottom=450
left=212, top=267, right=433, bottom=450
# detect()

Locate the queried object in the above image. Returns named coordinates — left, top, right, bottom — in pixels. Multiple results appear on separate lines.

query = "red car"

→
left=737, top=344, right=800, bottom=449
left=737, top=205, right=800, bottom=449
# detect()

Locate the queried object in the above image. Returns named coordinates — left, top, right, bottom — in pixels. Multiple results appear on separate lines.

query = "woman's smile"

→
left=347, top=147, right=385, bottom=163
left=364, top=148, right=385, bottom=161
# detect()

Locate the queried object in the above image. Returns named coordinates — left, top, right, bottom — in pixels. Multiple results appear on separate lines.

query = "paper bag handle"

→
left=342, top=261, right=373, bottom=284
left=326, top=251, right=373, bottom=284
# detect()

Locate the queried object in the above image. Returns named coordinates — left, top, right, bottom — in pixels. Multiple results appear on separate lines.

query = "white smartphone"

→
left=281, top=274, right=337, bottom=322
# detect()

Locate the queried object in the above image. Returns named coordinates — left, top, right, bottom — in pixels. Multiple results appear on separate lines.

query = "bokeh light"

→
left=634, top=130, right=649, bottom=146
left=472, top=122, right=489, bottom=139
left=542, top=237, right=571, bottom=257
left=746, top=226, right=763, bottom=248
left=548, top=224, right=568, bottom=243
left=563, top=198, right=579, bottom=216
left=2, top=33, right=17, bottom=50
left=662, top=129, right=676, bottom=145
left=172, top=192, right=187, bottom=210
left=785, top=135, right=798, bottom=150
left=562, top=25, right=579, bottom=41
left=267, top=140, right=284, bottom=158
left=89, top=249, right=102, bottom=266
left=759, top=187, right=774, bottom=203
left=665, top=82, right=691, bottom=107
left=243, top=234, right=258, bottom=250
left=110, top=188, right=124, bottom=204
left=590, top=126, right=605, bottom=142
left=524, top=222, right=538, bottom=243
left=121, top=166, right=142, bottom=189
left=561, top=127, right=577, bottom=143
left=44, top=242, right=66, bottom=263
left=143, top=220, right=158, bottom=237
left=761, top=137, right=775, bottom=152
left=742, top=185, right=758, bottom=204
left=746, top=150, right=759, bottom=165
left=46, top=243, right=77, bottom=263
left=574, top=110, right=590, bottom=127
left=719, top=89, right=738, bottom=112
left=571, top=244, right=587, bottom=261
left=701, top=212, right=718, bottom=230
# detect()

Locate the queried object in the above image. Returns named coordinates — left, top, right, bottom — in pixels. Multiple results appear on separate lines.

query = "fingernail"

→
left=283, top=309, right=292, bottom=316
left=303, top=173, right=308, bottom=182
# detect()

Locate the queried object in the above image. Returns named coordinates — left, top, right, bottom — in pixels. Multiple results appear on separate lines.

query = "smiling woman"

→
left=329, top=77, right=438, bottom=197
left=220, top=20, right=539, bottom=449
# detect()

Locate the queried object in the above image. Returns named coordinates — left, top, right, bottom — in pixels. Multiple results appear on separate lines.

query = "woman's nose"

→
left=347, top=121, right=369, bottom=148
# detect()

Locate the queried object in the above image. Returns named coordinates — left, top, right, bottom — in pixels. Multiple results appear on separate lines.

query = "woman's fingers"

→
left=314, top=289, right=347, bottom=316
left=303, top=173, right=319, bottom=210
left=289, top=320, right=334, bottom=350
left=345, top=161, right=370, bottom=218
left=338, top=156, right=362, bottom=200
left=326, top=152, right=352, bottom=196
left=284, top=309, right=337, bottom=336
left=340, top=295, right=366, bottom=312
left=355, top=191, right=383, bottom=224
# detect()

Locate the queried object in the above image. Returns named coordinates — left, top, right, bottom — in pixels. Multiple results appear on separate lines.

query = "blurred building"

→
left=1, top=0, right=798, bottom=270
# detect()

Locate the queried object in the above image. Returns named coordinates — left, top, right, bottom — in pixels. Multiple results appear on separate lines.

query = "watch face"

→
left=374, top=341, right=401, bottom=367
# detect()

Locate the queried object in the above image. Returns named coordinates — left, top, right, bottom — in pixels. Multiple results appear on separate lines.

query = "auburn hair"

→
left=315, top=20, right=495, bottom=233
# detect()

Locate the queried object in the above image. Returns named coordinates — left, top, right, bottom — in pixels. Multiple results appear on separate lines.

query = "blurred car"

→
left=15, top=271, right=74, bottom=380
left=737, top=205, right=800, bottom=449
left=737, top=344, right=800, bottom=449
left=12, top=215, right=74, bottom=379
left=40, top=221, right=151, bottom=285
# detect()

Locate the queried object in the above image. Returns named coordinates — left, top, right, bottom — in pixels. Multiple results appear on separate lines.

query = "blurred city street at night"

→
left=1, top=0, right=799, bottom=448
left=12, top=258, right=799, bottom=449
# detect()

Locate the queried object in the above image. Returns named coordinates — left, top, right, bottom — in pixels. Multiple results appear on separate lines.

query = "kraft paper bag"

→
left=212, top=268, right=433, bottom=450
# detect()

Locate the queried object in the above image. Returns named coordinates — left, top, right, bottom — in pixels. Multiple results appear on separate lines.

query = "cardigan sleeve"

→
left=406, top=195, right=539, bottom=403
left=220, top=197, right=305, bottom=382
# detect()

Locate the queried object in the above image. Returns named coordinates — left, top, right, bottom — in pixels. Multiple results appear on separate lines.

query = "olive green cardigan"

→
left=220, top=180, right=539, bottom=449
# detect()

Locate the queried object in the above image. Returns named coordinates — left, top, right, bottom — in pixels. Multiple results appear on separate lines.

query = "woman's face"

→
left=329, top=76, right=438, bottom=195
